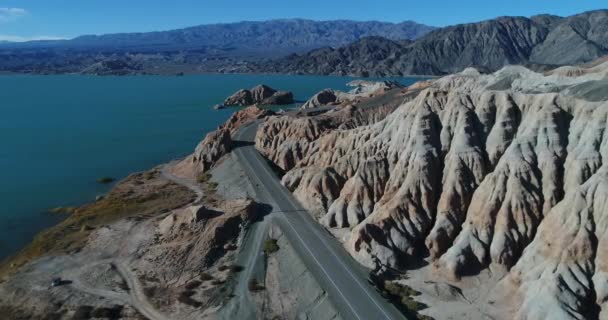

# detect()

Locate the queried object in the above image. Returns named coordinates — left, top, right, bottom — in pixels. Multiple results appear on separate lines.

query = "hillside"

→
left=255, top=10, right=608, bottom=76
left=252, top=59, right=608, bottom=319
left=0, top=19, right=434, bottom=74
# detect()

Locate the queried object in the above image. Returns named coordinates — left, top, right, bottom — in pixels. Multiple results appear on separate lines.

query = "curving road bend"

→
left=232, top=121, right=406, bottom=320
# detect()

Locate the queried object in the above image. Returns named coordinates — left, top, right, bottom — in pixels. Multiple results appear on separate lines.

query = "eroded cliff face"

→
left=255, top=62, right=608, bottom=319
left=172, top=106, right=274, bottom=178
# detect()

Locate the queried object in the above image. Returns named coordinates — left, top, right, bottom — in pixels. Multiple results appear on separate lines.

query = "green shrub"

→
left=50, top=206, right=78, bottom=214
left=401, top=297, right=424, bottom=311
left=196, top=173, right=211, bottom=183
left=263, top=239, right=279, bottom=255
left=384, top=281, right=420, bottom=297
left=383, top=281, right=427, bottom=314
left=97, top=177, right=115, bottom=184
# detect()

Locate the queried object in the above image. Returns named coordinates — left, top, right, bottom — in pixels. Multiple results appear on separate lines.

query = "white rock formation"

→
left=255, top=62, right=608, bottom=319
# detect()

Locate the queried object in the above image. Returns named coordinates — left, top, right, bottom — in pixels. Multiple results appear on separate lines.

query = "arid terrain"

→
left=252, top=57, right=608, bottom=319
left=2, top=57, right=608, bottom=320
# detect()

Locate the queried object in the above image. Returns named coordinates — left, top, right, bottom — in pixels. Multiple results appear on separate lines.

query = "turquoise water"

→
left=0, top=74, right=421, bottom=260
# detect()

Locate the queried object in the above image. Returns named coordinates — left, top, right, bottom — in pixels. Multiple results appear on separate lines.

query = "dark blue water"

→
left=0, top=74, right=421, bottom=259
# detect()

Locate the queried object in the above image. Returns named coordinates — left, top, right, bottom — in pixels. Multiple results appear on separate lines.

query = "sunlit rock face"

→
left=255, top=62, right=608, bottom=319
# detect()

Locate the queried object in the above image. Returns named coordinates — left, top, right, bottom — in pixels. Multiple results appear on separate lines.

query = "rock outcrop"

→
left=156, top=199, right=259, bottom=269
left=193, top=128, right=232, bottom=173
left=255, top=62, right=608, bottom=319
left=347, top=80, right=403, bottom=94
left=301, top=89, right=339, bottom=109
left=301, top=80, right=405, bottom=110
left=223, top=85, right=294, bottom=107
left=180, top=106, right=274, bottom=176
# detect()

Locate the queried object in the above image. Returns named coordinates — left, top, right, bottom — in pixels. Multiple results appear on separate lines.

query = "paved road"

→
left=232, top=122, right=406, bottom=320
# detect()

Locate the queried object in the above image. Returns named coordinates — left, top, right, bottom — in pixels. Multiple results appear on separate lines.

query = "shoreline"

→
left=0, top=74, right=412, bottom=268
left=0, top=166, right=197, bottom=279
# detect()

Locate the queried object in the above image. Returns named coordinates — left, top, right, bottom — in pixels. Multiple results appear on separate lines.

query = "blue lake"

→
left=0, top=74, right=422, bottom=260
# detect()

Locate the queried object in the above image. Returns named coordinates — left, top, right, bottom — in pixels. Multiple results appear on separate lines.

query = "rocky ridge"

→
left=179, top=106, right=275, bottom=175
left=254, top=61, right=608, bottom=319
left=222, top=85, right=294, bottom=108
left=252, top=10, right=608, bottom=76
left=301, top=80, right=404, bottom=109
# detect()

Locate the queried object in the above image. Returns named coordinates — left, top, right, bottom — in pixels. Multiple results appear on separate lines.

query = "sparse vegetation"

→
left=263, top=238, right=279, bottom=254
left=402, top=298, right=424, bottom=312
left=381, top=280, right=430, bottom=318
left=196, top=172, right=211, bottom=184
left=384, top=281, right=421, bottom=298
left=143, top=171, right=156, bottom=180
left=49, top=206, right=78, bottom=214
left=218, top=265, right=229, bottom=272
left=97, top=177, right=115, bottom=184
left=248, top=278, right=265, bottom=292
left=207, top=181, right=219, bottom=190
left=0, top=172, right=195, bottom=278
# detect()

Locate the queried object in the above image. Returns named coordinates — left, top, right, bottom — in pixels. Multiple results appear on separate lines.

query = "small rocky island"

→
left=215, top=84, right=294, bottom=109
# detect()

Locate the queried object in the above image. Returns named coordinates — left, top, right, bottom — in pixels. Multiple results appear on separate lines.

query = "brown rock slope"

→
left=255, top=63, right=608, bottom=319
left=224, top=85, right=294, bottom=107
left=172, top=106, right=274, bottom=178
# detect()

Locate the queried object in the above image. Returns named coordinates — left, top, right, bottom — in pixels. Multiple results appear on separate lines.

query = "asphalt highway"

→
left=232, top=121, right=406, bottom=320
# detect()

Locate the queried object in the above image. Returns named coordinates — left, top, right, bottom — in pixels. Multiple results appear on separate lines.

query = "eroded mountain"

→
left=249, top=60, right=608, bottom=319
left=254, top=10, right=608, bottom=76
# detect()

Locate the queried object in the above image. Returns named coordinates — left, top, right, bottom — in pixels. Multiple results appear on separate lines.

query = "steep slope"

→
left=257, top=10, right=608, bottom=76
left=530, top=10, right=608, bottom=65
left=255, top=62, right=608, bottom=319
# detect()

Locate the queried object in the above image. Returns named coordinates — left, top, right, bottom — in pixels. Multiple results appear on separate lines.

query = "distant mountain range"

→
left=0, top=19, right=434, bottom=74
left=1, top=10, right=607, bottom=76
left=251, top=10, right=608, bottom=76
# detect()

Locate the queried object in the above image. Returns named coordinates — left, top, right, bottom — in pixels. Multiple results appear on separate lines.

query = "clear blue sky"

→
left=0, top=0, right=606, bottom=41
